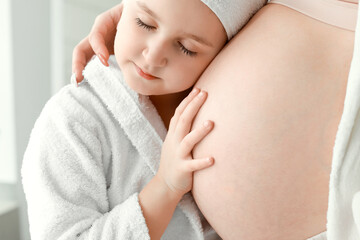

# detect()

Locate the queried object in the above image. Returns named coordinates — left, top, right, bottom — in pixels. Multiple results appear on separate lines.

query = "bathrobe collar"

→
left=83, top=56, right=166, bottom=175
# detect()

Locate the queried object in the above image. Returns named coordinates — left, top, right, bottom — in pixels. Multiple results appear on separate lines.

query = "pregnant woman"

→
left=72, top=0, right=360, bottom=239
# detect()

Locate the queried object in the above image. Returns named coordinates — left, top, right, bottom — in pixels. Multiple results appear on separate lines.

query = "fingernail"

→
left=198, top=91, right=205, bottom=97
left=191, top=88, right=200, bottom=95
left=71, top=73, right=78, bottom=87
left=208, top=157, right=214, bottom=164
left=98, top=54, right=109, bottom=67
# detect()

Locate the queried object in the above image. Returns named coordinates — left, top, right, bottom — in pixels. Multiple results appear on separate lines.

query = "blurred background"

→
left=0, top=0, right=120, bottom=239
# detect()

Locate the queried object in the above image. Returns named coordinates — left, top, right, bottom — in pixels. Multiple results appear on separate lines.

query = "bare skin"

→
left=192, top=3, right=355, bottom=240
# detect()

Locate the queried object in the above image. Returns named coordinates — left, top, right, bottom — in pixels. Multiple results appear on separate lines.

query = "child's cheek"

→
left=117, top=17, right=145, bottom=57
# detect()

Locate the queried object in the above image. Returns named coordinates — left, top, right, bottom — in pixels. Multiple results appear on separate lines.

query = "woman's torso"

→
left=192, top=3, right=355, bottom=240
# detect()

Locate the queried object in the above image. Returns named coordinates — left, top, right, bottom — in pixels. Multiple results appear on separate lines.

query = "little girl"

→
left=22, top=0, right=266, bottom=239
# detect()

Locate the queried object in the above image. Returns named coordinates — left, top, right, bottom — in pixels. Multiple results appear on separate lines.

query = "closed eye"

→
left=178, top=42, right=197, bottom=57
left=136, top=17, right=196, bottom=57
left=135, top=18, right=155, bottom=31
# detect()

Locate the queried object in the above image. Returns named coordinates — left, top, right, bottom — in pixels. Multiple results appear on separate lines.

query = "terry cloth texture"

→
left=22, top=56, right=220, bottom=240
left=201, top=0, right=267, bottom=39
left=327, top=3, right=360, bottom=240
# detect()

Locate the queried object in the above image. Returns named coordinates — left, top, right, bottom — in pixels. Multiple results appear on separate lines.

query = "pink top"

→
left=269, top=0, right=358, bottom=31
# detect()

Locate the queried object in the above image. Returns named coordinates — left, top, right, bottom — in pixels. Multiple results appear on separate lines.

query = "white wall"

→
left=11, top=0, right=51, bottom=239
left=0, top=0, right=17, bottom=184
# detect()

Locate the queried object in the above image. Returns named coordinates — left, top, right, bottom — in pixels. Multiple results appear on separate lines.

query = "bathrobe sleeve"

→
left=21, top=86, right=150, bottom=240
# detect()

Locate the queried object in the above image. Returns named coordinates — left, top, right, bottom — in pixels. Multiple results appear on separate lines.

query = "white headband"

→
left=201, top=0, right=268, bottom=39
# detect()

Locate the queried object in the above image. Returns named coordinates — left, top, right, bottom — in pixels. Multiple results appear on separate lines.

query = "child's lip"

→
left=134, top=64, right=158, bottom=80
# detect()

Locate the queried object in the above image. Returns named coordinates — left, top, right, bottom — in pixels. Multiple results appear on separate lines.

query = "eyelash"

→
left=135, top=18, right=197, bottom=57
left=135, top=17, right=155, bottom=31
left=178, top=43, right=197, bottom=57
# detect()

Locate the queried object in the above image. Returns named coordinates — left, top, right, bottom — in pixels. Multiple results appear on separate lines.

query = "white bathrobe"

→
left=328, top=4, right=360, bottom=240
left=22, top=56, right=218, bottom=240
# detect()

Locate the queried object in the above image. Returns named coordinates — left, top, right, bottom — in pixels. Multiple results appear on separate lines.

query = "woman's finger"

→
left=88, top=3, right=123, bottom=65
left=168, top=88, right=200, bottom=133
left=175, top=91, right=207, bottom=139
left=179, top=120, right=214, bottom=156
left=71, top=3, right=123, bottom=83
left=182, top=157, right=214, bottom=172
left=88, top=32, right=110, bottom=66
left=72, top=37, right=95, bottom=83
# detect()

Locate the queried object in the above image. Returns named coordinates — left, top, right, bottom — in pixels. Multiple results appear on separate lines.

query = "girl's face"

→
left=114, top=0, right=227, bottom=96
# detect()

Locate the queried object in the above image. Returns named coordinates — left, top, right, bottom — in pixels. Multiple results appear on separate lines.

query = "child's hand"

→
left=157, top=88, right=215, bottom=198
left=72, top=3, right=123, bottom=84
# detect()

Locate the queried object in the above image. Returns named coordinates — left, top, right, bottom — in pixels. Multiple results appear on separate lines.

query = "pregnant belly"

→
left=191, top=4, right=353, bottom=240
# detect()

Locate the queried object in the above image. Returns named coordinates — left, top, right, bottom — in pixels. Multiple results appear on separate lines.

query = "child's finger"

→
left=183, top=157, right=214, bottom=172
left=168, top=88, right=200, bottom=133
left=179, top=120, right=214, bottom=156
left=175, top=91, right=207, bottom=139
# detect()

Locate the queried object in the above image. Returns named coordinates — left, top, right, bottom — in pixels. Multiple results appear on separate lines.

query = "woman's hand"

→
left=156, top=88, right=215, bottom=198
left=72, top=3, right=123, bottom=84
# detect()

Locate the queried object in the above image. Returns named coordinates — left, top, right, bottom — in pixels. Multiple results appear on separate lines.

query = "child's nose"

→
left=142, top=40, right=168, bottom=68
